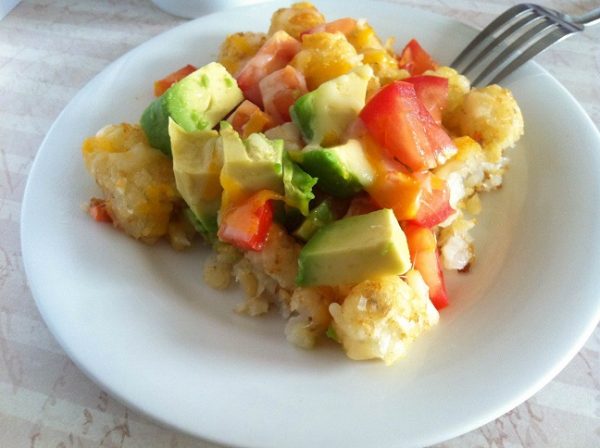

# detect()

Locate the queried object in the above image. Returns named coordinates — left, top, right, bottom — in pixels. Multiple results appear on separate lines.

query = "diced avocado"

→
left=294, top=199, right=335, bottom=241
left=296, top=139, right=375, bottom=198
left=291, top=94, right=315, bottom=142
left=290, top=65, right=373, bottom=147
left=296, top=209, right=411, bottom=286
left=220, top=124, right=284, bottom=198
left=282, top=152, right=317, bottom=216
left=141, top=62, right=243, bottom=155
left=140, top=97, right=172, bottom=154
left=169, top=119, right=222, bottom=235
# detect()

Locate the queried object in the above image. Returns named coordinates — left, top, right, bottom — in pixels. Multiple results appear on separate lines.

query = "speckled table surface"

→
left=1, top=0, right=599, bottom=447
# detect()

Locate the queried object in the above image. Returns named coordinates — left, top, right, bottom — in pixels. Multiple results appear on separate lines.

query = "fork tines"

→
left=452, top=4, right=583, bottom=86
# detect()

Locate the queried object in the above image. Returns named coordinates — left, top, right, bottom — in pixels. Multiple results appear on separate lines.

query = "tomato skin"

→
left=360, top=80, right=456, bottom=172
left=259, top=65, right=307, bottom=124
left=218, top=190, right=275, bottom=251
left=236, top=31, right=301, bottom=107
left=360, top=81, right=433, bottom=171
left=404, top=75, right=448, bottom=125
left=397, top=39, right=438, bottom=76
left=153, top=64, right=197, bottom=97
left=404, top=224, right=449, bottom=310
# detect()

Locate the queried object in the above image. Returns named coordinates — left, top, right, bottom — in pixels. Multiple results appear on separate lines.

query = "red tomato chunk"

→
left=360, top=81, right=456, bottom=172
left=404, top=224, right=449, bottom=310
left=404, top=75, right=448, bottom=125
left=259, top=65, right=307, bottom=124
left=153, top=64, right=197, bottom=97
left=218, top=191, right=275, bottom=251
left=236, top=31, right=301, bottom=107
left=397, top=38, right=438, bottom=76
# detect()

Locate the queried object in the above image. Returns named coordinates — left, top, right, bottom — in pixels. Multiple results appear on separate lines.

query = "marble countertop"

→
left=1, top=0, right=599, bottom=446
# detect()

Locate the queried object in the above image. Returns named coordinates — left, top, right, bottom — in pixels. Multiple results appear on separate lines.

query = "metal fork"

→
left=452, top=4, right=600, bottom=86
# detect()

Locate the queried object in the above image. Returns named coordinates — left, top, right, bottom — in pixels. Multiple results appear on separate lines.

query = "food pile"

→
left=82, top=2, right=524, bottom=365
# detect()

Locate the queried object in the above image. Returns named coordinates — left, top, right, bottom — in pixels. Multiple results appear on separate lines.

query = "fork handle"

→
left=574, top=8, right=600, bottom=27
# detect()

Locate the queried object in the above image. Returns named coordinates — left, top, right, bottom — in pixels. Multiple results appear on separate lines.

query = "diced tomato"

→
left=359, top=81, right=456, bottom=172
left=227, top=100, right=274, bottom=138
left=397, top=39, right=438, bottom=76
left=236, top=31, right=301, bottom=107
left=404, top=224, right=449, bottom=310
left=360, top=81, right=430, bottom=171
left=301, top=17, right=357, bottom=37
left=411, top=172, right=454, bottom=227
left=259, top=65, right=308, bottom=125
left=361, top=134, right=453, bottom=225
left=218, top=190, right=277, bottom=251
left=153, top=64, right=197, bottom=97
left=88, top=198, right=112, bottom=223
left=368, top=171, right=453, bottom=226
left=419, top=107, right=457, bottom=166
left=404, top=75, right=448, bottom=125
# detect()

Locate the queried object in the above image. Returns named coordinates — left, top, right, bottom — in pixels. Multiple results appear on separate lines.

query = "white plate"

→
left=21, top=1, right=600, bottom=447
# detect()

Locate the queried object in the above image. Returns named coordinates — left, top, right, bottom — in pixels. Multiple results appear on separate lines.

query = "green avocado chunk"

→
left=169, top=119, right=222, bottom=236
left=141, top=62, right=243, bottom=156
left=296, top=139, right=375, bottom=198
left=296, top=209, right=411, bottom=287
left=220, top=124, right=284, bottom=195
left=290, top=65, right=372, bottom=147
left=294, top=199, right=335, bottom=241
